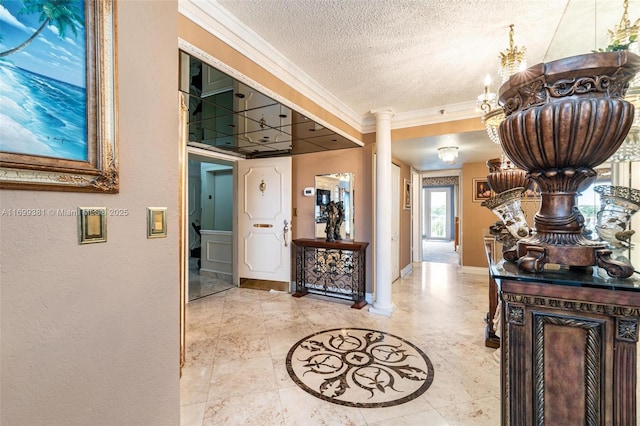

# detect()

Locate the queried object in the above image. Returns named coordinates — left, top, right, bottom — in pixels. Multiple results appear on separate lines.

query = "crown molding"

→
left=178, top=0, right=364, bottom=133
left=362, top=100, right=481, bottom=133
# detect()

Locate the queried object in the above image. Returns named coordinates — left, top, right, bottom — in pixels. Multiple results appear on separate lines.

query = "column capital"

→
left=370, top=108, right=395, bottom=119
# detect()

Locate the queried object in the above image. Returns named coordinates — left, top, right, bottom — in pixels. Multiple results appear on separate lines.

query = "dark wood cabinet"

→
left=492, top=261, right=640, bottom=425
left=292, top=238, right=368, bottom=309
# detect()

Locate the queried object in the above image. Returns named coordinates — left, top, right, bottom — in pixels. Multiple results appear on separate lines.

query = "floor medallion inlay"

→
left=286, top=328, right=434, bottom=408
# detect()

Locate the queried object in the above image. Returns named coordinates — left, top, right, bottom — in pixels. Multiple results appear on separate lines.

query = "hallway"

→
left=180, top=262, right=500, bottom=425
left=422, top=239, right=459, bottom=265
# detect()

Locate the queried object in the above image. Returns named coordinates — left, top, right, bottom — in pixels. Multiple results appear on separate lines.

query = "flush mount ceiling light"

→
left=438, top=146, right=458, bottom=164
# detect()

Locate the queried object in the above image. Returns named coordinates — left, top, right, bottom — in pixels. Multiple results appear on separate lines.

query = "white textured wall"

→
left=0, top=2, right=180, bottom=424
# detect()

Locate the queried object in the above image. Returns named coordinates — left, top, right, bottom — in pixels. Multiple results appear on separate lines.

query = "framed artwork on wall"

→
left=473, top=178, right=493, bottom=202
left=0, top=0, right=118, bottom=192
left=404, top=178, right=411, bottom=209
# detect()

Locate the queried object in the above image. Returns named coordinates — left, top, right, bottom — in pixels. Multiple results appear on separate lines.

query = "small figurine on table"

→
left=324, top=201, right=338, bottom=242
left=334, top=201, right=344, bottom=241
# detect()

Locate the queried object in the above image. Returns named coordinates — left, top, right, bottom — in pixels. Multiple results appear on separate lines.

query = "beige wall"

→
left=0, top=2, right=180, bottom=424
left=461, top=162, right=499, bottom=267
left=292, top=148, right=366, bottom=241
left=292, top=148, right=374, bottom=291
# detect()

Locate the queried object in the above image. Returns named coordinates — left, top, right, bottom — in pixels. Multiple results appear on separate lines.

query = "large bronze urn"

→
left=483, top=158, right=532, bottom=261
left=498, top=51, right=640, bottom=277
left=485, top=157, right=530, bottom=194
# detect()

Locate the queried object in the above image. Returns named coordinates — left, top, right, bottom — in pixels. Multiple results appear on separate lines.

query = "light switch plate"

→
left=78, top=207, right=107, bottom=244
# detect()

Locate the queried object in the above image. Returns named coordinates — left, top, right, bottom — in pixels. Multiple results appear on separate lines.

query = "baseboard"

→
left=239, top=278, right=289, bottom=292
left=200, top=269, right=232, bottom=282
left=401, top=263, right=413, bottom=277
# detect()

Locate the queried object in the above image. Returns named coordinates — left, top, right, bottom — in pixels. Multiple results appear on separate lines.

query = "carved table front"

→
left=292, top=238, right=368, bottom=309
left=493, top=261, right=640, bottom=425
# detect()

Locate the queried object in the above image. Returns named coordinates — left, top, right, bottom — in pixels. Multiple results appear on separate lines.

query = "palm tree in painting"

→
left=0, top=0, right=84, bottom=57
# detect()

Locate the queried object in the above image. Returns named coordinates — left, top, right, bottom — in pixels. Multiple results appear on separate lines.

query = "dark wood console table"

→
left=491, top=260, right=640, bottom=425
left=292, top=238, right=368, bottom=309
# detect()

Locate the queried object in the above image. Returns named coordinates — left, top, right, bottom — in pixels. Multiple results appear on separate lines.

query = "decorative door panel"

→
left=238, top=157, right=291, bottom=283
left=243, top=233, right=284, bottom=273
left=243, top=166, right=283, bottom=220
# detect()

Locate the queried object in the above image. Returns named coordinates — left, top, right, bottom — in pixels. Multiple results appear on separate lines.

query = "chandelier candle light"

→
left=478, top=26, right=531, bottom=261
left=478, top=24, right=527, bottom=146
left=608, top=0, right=640, bottom=162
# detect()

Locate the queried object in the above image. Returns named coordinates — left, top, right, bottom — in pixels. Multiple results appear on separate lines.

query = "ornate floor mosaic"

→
left=286, top=328, right=434, bottom=408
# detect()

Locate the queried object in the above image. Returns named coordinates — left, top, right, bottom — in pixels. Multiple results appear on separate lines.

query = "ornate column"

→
left=369, top=108, right=396, bottom=317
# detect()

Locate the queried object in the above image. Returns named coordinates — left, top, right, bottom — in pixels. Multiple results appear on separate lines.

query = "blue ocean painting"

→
left=0, top=0, right=87, bottom=161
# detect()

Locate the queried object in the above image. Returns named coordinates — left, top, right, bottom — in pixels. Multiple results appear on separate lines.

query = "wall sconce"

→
left=438, top=146, right=459, bottom=164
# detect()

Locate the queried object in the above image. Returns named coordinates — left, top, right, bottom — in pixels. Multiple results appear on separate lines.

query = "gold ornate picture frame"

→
left=0, top=1, right=118, bottom=193
left=403, top=178, right=411, bottom=209
left=472, top=178, right=493, bottom=202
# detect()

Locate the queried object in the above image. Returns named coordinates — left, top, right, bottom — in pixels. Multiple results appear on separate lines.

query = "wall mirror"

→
left=315, top=173, right=354, bottom=240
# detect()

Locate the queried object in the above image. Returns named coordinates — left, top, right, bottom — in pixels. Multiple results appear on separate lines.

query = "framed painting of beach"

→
left=0, top=0, right=118, bottom=192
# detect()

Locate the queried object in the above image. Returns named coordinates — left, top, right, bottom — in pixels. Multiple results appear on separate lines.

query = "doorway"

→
left=422, top=185, right=459, bottom=264
left=424, top=186, right=453, bottom=240
left=187, top=153, right=235, bottom=301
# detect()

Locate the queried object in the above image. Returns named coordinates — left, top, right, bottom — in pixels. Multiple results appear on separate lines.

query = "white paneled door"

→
left=237, top=157, right=292, bottom=284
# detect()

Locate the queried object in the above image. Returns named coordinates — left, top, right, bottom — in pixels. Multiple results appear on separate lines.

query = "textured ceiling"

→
left=187, top=0, right=640, bottom=171
left=216, top=0, right=567, bottom=117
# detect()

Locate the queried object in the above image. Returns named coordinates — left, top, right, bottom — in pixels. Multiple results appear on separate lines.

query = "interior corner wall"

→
left=0, top=2, right=180, bottom=425
left=461, top=162, right=498, bottom=267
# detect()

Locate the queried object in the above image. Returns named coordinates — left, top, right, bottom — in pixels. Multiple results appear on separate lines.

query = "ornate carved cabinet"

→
left=493, top=261, right=640, bottom=425
left=292, top=238, right=368, bottom=309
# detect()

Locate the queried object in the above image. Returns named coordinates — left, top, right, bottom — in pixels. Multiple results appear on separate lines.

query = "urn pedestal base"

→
left=515, top=239, right=635, bottom=278
left=493, top=261, right=640, bottom=426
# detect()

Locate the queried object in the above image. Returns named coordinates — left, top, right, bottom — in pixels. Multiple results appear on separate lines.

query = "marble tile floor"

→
left=189, top=258, right=235, bottom=301
left=180, top=262, right=502, bottom=425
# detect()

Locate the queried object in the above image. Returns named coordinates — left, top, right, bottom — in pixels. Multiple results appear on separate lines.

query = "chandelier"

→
left=477, top=25, right=527, bottom=146
left=438, top=146, right=459, bottom=164
left=498, top=24, right=527, bottom=83
left=608, top=0, right=640, bottom=162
